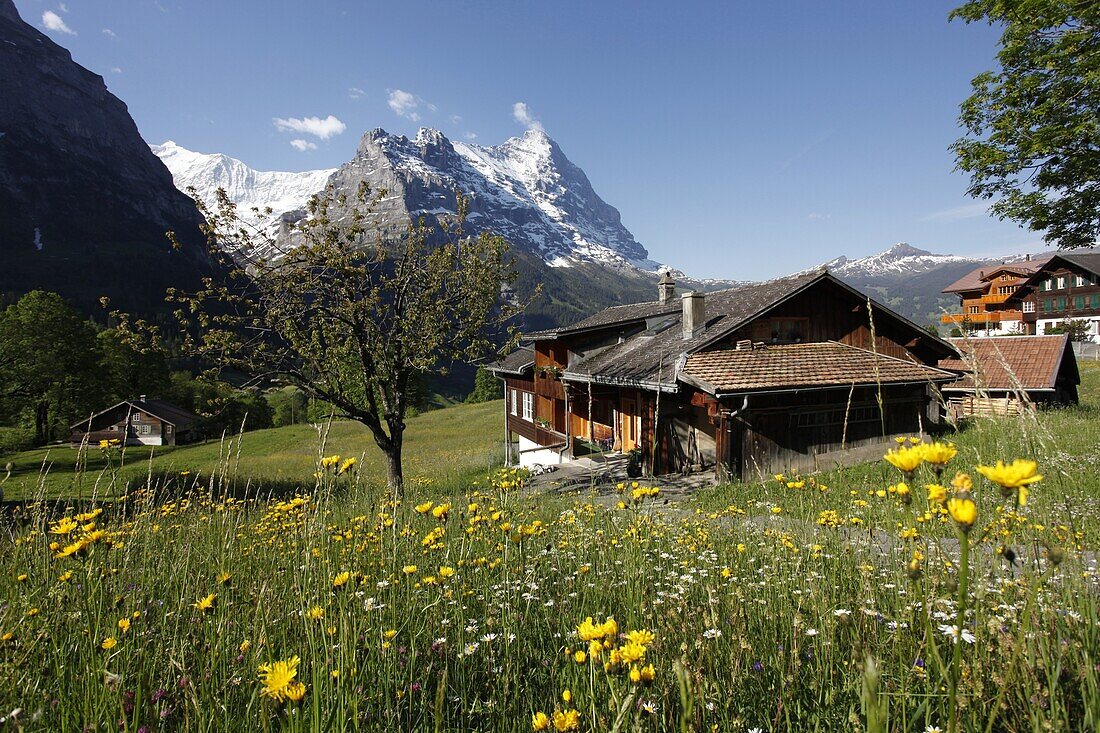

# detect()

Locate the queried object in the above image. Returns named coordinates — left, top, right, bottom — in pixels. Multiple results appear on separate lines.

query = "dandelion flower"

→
left=332, top=571, right=352, bottom=589
left=976, top=459, right=1042, bottom=489
left=193, top=593, right=217, bottom=613
left=258, top=655, right=302, bottom=702
left=101, top=636, right=117, bottom=650
left=532, top=712, right=550, bottom=731
left=552, top=709, right=579, bottom=731
left=947, top=497, right=977, bottom=530
left=884, top=446, right=923, bottom=474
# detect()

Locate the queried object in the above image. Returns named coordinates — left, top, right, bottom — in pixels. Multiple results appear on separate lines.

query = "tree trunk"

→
left=385, top=443, right=404, bottom=497
left=35, top=401, right=49, bottom=445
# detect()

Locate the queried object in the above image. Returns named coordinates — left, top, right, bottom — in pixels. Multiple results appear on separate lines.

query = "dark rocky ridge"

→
left=0, top=0, right=213, bottom=315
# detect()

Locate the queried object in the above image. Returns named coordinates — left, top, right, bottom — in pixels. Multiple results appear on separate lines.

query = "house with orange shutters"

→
left=488, top=271, right=958, bottom=482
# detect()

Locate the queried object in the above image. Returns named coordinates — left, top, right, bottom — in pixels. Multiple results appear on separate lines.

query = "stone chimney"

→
left=658, top=271, right=676, bottom=304
left=681, top=291, right=705, bottom=339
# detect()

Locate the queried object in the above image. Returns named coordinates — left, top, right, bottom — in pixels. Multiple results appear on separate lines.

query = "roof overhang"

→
left=561, top=371, right=679, bottom=394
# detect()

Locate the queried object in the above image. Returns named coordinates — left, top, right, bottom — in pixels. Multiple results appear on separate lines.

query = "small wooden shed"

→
left=937, top=335, right=1080, bottom=418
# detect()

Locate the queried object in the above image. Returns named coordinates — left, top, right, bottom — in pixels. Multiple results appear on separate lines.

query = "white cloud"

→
left=42, top=10, right=75, bottom=35
left=512, top=101, right=542, bottom=131
left=922, top=202, right=991, bottom=223
left=348, top=87, right=366, bottom=100
left=290, top=139, right=317, bottom=151
left=449, top=114, right=463, bottom=124
left=464, top=131, right=478, bottom=141
left=102, top=28, right=117, bottom=39
left=272, top=115, right=346, bottom=140
left=58, top=3, right=69, bottom=12
left=387, top=89, right=420, bottom=121
left=110, top=67, right=122, bottom=74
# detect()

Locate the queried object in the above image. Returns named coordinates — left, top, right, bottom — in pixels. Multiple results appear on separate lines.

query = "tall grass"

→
left=0, top=367, right=1097, bottom=731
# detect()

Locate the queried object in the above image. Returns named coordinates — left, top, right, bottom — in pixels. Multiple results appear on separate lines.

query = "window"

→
left=510, top=389, right=518, bottom=416
left=1043, top=299, right=1052, bottom=313
left=997, top=285, right=1014, bottom=295
left=1076, top=296, right=1086, bottom=310
left=1041, top=279, right=1052, bottom=292
left=1000, top=274, right=1011, bottom=281
left=521, top=392, right=534, bottom=422
left=140, top=424, right=151, bottom=435
left=1056, top=276, right=1066, bottom=289
left=1092, top=294, right=1100, bottom=309
left=131, top=413, right=141, bottom=423
left=1058, top=297, right=1067, bottom=311
left=1023, top=301, right=1035, bottom=313
left=968, top=305, right=980, bottom=314
left=166, top=425, right=173, bottom=435
left=1075, top=275, right=1087, bottom=287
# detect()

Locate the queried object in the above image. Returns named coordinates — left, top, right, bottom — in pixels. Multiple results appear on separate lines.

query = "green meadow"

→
left=0, top=364, right=1097, bottom=731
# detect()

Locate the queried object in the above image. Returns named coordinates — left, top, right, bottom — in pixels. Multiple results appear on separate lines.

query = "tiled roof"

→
left=938, top=335, right=1076, bottom=391
left=681, top=342, right=956, bottom=394
left=1060, top=252, right=1100, bottom=277
left=485, top=346, right=534, bottom=375
left=562, top=272, right=824, bottom=389
left=942, top=255, right=1052, bottom=294
left=524, top=299, right=682, bottom=340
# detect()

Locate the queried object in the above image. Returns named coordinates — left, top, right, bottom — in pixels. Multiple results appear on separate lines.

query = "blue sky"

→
left=22, top=0, right=1039, bottom=280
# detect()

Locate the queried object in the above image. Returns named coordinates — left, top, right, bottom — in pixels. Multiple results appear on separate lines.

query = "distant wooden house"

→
left=489, top=271, right=959, bottom=482
left=70, top=397, right=202, bottom=447
left=937, top=335, right=1080, bottom=418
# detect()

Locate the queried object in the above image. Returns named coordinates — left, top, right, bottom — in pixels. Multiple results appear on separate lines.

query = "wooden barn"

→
left=937, top=335, right=1080, bottom=419
left=70, top=397, right=203, bottom=447
left=489, top=271, right=959, bottom=482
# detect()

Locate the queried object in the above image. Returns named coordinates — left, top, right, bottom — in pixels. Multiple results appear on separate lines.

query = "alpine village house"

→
left=70, top=397, right=202, bottom=447
left=941, top=252, right=1100, bottom=340
left=488, top=271, right=960, bottom=483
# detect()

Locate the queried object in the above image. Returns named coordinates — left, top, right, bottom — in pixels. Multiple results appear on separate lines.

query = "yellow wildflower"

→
left=884, top=445, right=923, bottom=474
left=532, top=712, right=551, bottom=731
left=258, top=655, right=302, bottom=702
left=976, top=459, right=1042, bottom=489
left=947, top=496, right=977, bottom=530
left=101, top=636, right=117, bottom=650
left=552, top=709, right=579, bottom=731
left=193, top=593, right=217, bottom=613
left=332, top=571, right=352, bottom=589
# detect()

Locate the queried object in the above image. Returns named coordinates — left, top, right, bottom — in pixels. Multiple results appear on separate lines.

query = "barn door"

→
left=621, top=398, right=638, bottom=451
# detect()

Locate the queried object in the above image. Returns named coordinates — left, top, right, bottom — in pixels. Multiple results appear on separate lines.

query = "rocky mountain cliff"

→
left=0, top=0, right=214, bottom=314
left=155, top=129, right=729, bottom=329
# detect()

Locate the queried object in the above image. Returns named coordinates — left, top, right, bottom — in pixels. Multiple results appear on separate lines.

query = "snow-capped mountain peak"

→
left=824, top=242, right=977, bottom=278
left=153, top=128, right=662, bottom=274
left=151, top=141, right=335, bottom=217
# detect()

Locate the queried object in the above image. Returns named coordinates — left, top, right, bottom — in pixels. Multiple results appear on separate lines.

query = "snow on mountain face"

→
left=151, top=141, right=335, bottom=257
left=823, top=243, right=980, bottom=278
left=152, top=129, right=658, bottom=272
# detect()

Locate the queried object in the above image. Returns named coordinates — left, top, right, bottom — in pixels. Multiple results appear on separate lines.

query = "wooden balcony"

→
left=940, top=309, right=1024, bottom=325
left=980, top=292, right=1013, bottom=305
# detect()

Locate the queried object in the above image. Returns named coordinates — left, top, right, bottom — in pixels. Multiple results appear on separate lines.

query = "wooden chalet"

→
left=70, top=397, right=202, bottom=447
left=937, top=335, right=1080, bottom=419
left=941, top=251, right=1100, bottom=341
left=489, top=271, right=959, bottom=482
left=940, top=256, right=1050, bottom=335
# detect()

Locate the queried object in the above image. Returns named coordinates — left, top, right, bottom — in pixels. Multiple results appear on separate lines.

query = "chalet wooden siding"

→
left=503, top=377, right=538, bottom=443
left=724, top=384, right=927, bottom=481
left=716, top=281, right=936, bottom=364
left=70, top=399, right=201, bottom=447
